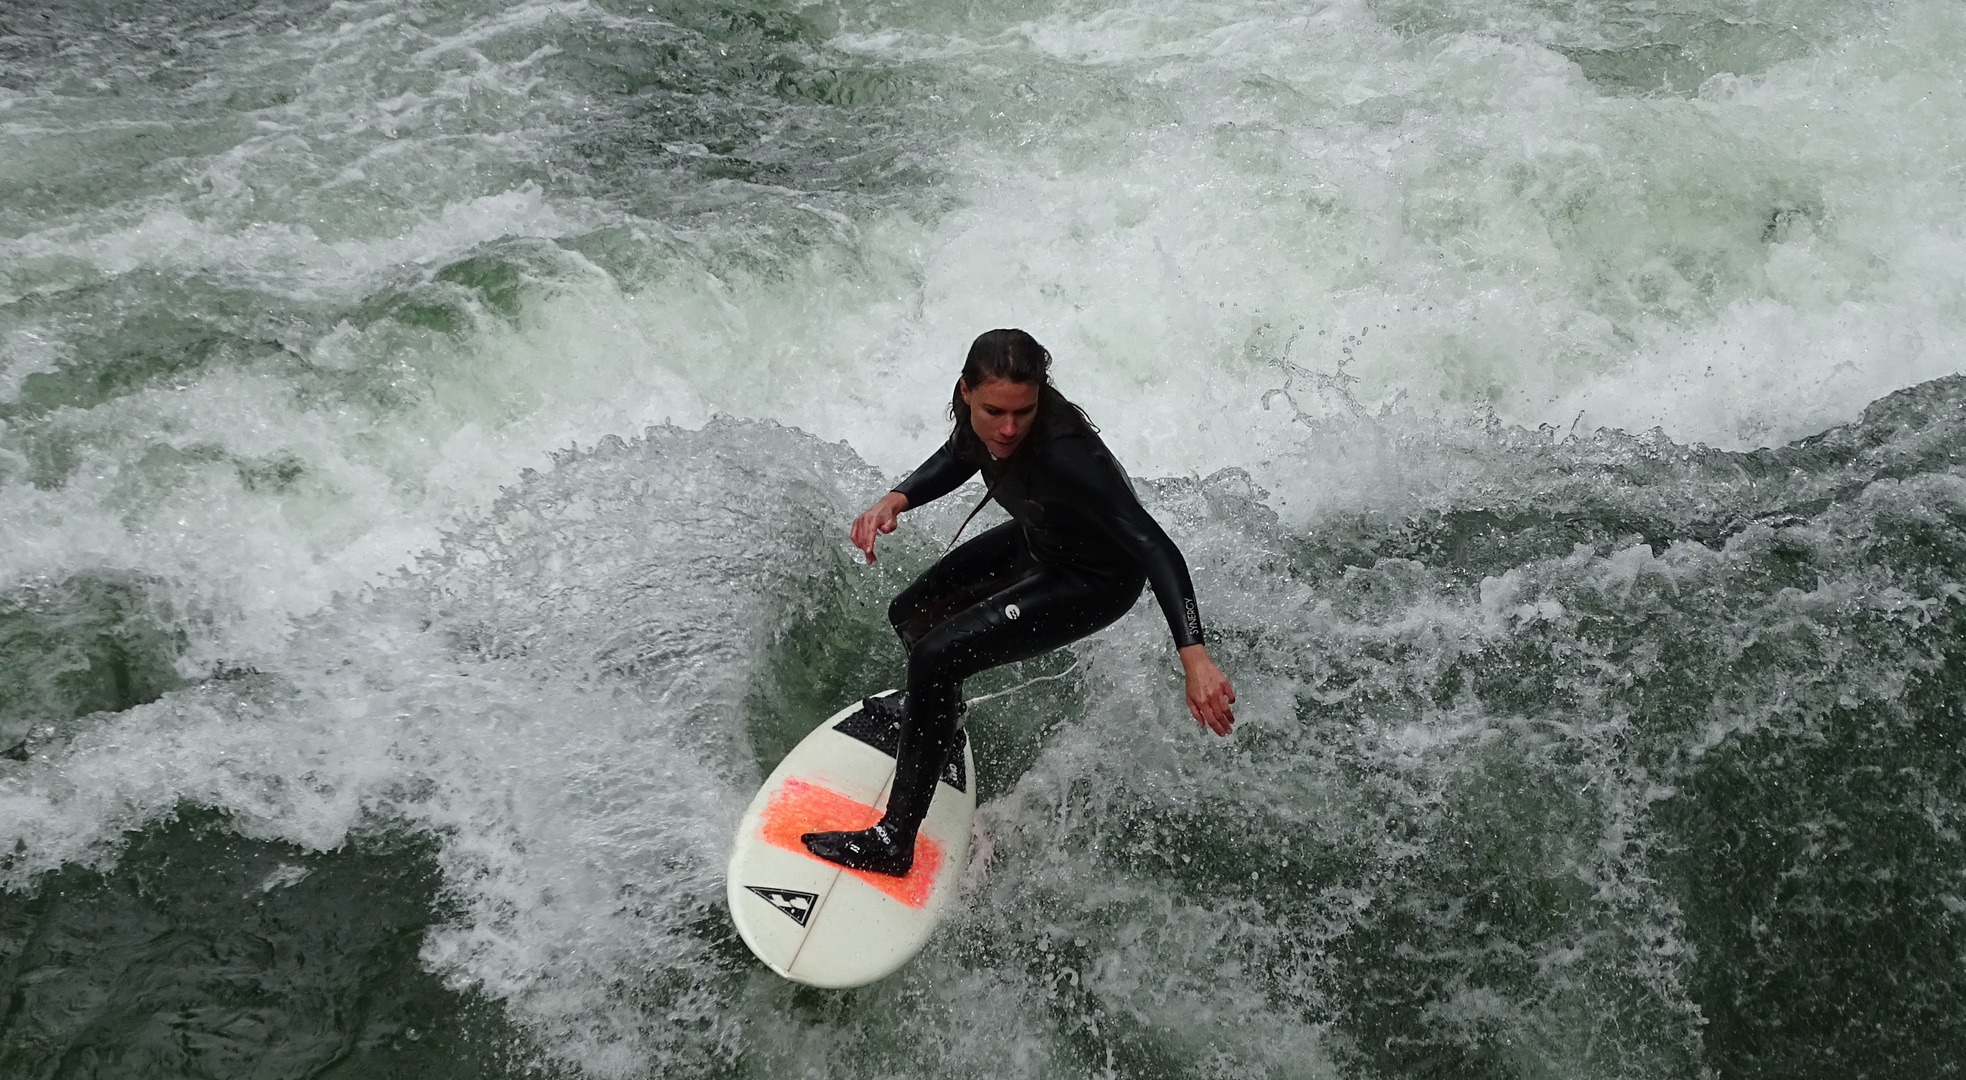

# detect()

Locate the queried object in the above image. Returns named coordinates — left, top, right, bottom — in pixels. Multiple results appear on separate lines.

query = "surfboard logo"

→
left=746, top=885, right=820, bottom=926
left=1005, top=603, right=1021, bottom=620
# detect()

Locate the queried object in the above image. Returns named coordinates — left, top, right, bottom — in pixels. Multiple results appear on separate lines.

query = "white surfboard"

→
left=725, top=690, right=975, bottom=988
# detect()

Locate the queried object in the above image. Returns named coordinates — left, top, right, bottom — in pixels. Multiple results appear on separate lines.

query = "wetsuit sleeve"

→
left=1050, top=437, right=1207, bottom=648
left=891, top=443, right=978, bottom=508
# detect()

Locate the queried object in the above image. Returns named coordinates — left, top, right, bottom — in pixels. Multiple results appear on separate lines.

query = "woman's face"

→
left=961, top=376, right=1040, bottom=459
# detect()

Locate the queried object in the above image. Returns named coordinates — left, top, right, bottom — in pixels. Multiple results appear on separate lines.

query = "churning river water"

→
left=3, top=0, right=1965, bottom=1076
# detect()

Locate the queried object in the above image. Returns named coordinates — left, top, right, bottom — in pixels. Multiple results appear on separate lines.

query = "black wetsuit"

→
left=802, top=412, right=1207, bottom=875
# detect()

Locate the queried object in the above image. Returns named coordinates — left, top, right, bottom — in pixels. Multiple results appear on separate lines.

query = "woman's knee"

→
left=904, top=643, right=949, bottom=689
left=889, top=593, right=933, bottom=650
left=905, top=625, right=976, bottom=689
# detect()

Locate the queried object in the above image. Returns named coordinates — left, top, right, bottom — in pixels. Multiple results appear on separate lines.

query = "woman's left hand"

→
left=1178, top=645, right=1235, bottom=736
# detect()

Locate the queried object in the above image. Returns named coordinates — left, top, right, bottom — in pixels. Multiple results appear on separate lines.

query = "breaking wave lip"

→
left=4, top=373, right=1966, bottom=1075
left=0, top=418, right=893, bottom=1074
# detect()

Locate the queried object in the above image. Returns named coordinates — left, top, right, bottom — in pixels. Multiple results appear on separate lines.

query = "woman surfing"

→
left=801, top=328, right=1236, bottom=876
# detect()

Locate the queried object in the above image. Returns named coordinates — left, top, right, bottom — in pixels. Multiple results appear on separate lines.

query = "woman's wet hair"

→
left=959, top=327, right=1052, bottom=392
left=948, top=328, right=1095, bottom=459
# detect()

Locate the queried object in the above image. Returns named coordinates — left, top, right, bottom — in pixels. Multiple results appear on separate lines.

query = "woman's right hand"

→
left=1179, top=644, right=1236, bottom=736
left=850, top=491, right=909, bottom=563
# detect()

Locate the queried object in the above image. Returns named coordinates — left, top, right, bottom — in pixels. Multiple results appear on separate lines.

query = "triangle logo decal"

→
left=745, top=885, right=820, bottom=927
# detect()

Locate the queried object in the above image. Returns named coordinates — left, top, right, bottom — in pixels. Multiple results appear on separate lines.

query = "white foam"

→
left=820, top=0, right=1966, bottom=463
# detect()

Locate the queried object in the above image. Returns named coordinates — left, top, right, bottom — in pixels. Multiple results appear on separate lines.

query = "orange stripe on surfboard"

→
left=758, top=777, right=941, bottom=908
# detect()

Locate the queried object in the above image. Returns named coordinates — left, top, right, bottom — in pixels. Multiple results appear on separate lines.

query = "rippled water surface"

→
left=3, top=0, right=1964, bottom=1076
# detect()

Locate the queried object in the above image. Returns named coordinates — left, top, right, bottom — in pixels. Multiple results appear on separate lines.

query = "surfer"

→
left=802, top=328, right=1236, bottom=876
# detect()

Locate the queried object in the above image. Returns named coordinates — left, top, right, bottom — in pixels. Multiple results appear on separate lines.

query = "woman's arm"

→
left=1051, top=437, right=1235, bottom=735
left=852, top=444, right=979, bottom=564
left=1050, top=437, right=1204, bottom=646
left=849, top=491, right=909, bottom=563
left=891, top=443, right=977, bottom=509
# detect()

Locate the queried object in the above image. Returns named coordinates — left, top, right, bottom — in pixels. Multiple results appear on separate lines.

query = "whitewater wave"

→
left=6, top=378, right=1966, bottom=1074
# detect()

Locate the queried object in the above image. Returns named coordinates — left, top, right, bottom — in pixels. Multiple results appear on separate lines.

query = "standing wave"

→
left=5, top=378, right=1966, bottom=1076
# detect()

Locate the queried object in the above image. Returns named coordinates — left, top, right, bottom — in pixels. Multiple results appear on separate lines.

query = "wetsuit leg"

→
left=862, top=521, right=1033, bottom=737
left=887, top=522, right=1031, bottom=650
left=804, top=562, right=1145, bottom=875
left=901, top=562, right=1145, bottom=740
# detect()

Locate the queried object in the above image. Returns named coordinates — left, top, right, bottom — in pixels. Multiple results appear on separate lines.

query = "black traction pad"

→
left=834, top=698, right=968, bottom=793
